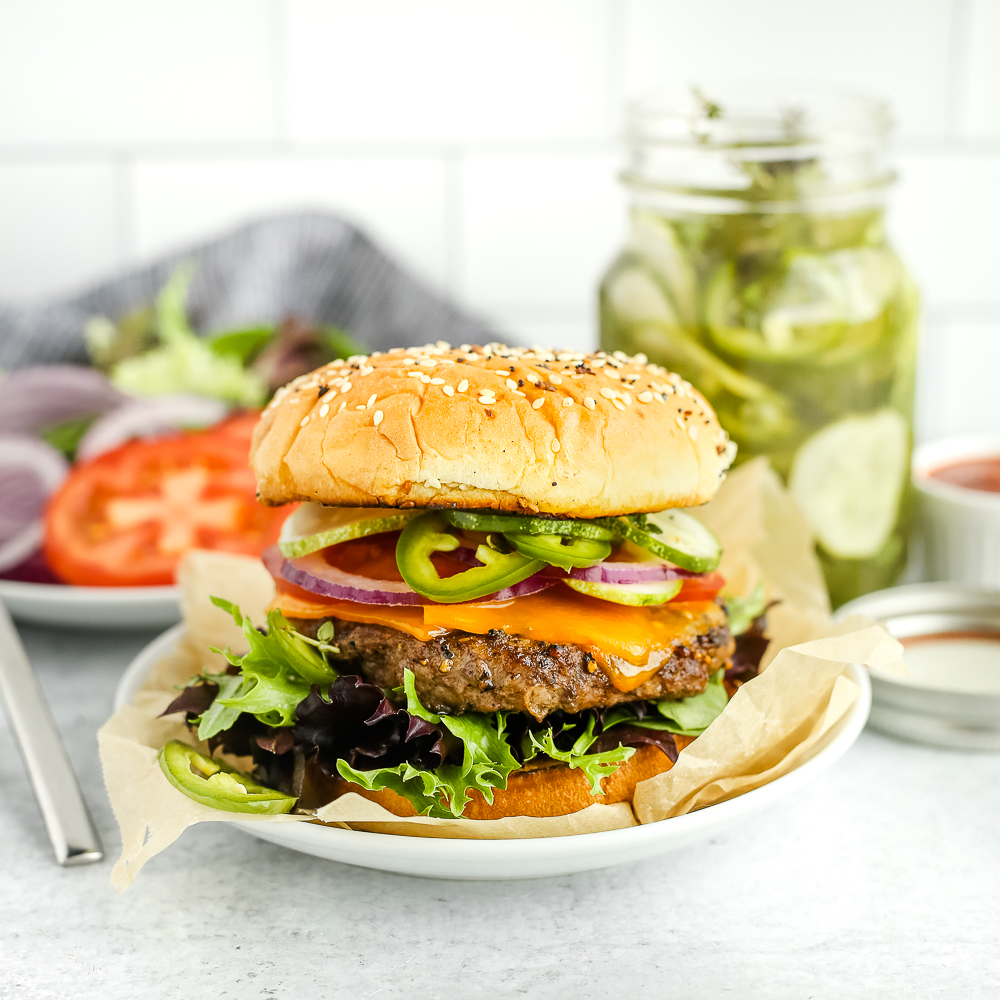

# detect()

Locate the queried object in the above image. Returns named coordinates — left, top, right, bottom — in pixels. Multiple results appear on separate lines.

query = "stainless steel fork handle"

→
left=0, top=601, right=103, bottom=865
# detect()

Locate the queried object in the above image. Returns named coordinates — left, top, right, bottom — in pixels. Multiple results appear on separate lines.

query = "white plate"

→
left=115, top=626, right=871, bottom=880
left=1, top=580, right=180, bottom=629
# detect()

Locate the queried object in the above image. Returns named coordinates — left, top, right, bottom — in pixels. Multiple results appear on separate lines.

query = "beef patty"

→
left=292, top=608, right=734, bottom=720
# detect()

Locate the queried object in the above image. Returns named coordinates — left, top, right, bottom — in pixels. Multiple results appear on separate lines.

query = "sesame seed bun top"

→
left=249, top=342, right=735, bottom=517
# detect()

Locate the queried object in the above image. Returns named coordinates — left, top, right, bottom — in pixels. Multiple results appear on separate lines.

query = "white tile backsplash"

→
left=0, top=161, right=121, bottom=300
left=286, top=0, right=613, bottom=143
left=960, top=0, right=1000, bottom=137
left=624, top=0, right=956, bottom=139
left=130, top=155, right=451, bottom=289
left=890, top=152, right=1000, bottom=308
left=918, top=314, right=1000, bottom=440
left=0, top=0, right=998, bottom=433
left=0, top=0, right=275, bottom=146
left=460, top=152, right=625, bottom=309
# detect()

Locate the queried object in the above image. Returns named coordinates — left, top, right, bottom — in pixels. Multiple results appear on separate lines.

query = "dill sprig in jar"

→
left=600, top=85, right=919, bottom=606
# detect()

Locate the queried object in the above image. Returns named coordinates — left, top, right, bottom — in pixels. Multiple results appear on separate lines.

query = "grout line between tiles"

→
left=269, top=0, right=292, bottom=147
left=944, top=0, right=975, bottom=138
left=442, top=148, right=464, bottom=299
left=112, top=153, right=136, bottom=269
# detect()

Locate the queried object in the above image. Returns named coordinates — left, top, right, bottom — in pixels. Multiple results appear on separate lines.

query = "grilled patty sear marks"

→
left=292, top=615, right=734, bottom=720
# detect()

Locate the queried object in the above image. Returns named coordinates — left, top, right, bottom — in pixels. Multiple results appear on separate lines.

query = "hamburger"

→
left=161, top=343, right=758, bottom=823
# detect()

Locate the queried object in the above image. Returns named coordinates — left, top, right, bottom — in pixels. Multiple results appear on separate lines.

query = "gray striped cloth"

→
left=0, top=211, right=499, bottom=368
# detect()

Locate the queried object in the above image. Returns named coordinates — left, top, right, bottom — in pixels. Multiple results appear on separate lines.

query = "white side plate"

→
left=0, top=580, right=180, bottom=630
left=115, top=626, right=871, bottom=880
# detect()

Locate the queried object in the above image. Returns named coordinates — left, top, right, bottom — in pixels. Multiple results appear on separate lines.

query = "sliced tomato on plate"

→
left=43, top=412, right=289, bottom=587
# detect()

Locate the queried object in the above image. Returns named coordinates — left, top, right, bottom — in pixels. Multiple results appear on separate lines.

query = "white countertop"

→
left=2, top=623, right=999, bottom=999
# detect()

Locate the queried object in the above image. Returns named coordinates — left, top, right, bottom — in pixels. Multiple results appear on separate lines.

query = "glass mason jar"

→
left=600, top=86, right=919, bottom=608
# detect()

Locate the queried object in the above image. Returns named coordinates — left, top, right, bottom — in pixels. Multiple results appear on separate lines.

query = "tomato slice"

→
left=673, top=572, right=725, bottom=603
left=43, top=412, right=290, bottom=587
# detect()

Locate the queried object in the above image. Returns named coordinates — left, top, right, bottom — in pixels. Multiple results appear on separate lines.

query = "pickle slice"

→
left=279, top=503, right=422, bottom=558
left=789, top=409, right=908, bottom=559
left=443, top=510, right=617, bottom=542
left=564, top=578, right=683, bottom=607
left=623, top=510, right=722, bottom=573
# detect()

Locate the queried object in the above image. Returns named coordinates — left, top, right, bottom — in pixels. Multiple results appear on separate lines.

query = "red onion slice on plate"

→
left=265, top=547, right=558, bottom=607
left=0, top=435, right=69, bottom=572
left=0, top=366, right=127, bottom=434
left=76, top=394, right=230, bottom=460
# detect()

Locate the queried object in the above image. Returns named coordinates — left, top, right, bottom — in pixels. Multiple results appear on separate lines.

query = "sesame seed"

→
left=551, top=440, right=561, bottom=452
left=584, top=397, right=596, bottom=410
left=337, top=401, right=347, bottom=414
left=512, top=389, right=526, bottom=397
left=688, top=424, right=699, bottom=440
left=420, top=375, right=431, bottom=384
left=442, top=385, right=455, bottom=396
left=300, top=416, right=310, bottom=427
left=600, top=387, right=616, bottom=400
left=458, top=380, right=469, bottom=392
left=526, top=373, right=540, bottom=384
left=562, top=397, right=573, bottom=407
left=613, top=398, right=626, bottom=411
left=408, top=371, right=423, bottom=378
left=374, top=410, right=384, bottom=426
left=356, top=404, right=366, bottom=410
left=623, top=393, right=633, bottom=405
left=532, top=397, right=545, bottom=410
left=550, top=374, right=563, bottom=385
left=675, top=416, right=685, bottom=430
left=366, top=393, right=377, bottom=408
left=430, top=377, right=445, bottom=385
left=319, top=403, right=329, bottom=417
left=638, top=391, right=653, bottom=403
left=506, top=378, right=518, bottom=390
left=342, top=382, right=352, bottom=392
left=478, top=395, right=494, bottom=404
left=419, top=358, right=437, bottom=368
left=571, top=373, right=585, bottom=379
left=360, top=365, right=374, bottom=376
left=402, top=358, right=417, bottom=365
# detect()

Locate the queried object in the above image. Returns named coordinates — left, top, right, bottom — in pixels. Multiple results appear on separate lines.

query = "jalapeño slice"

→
left=158, top=741, right=297, bottom=814
left=507, top=533, right=611, bottom=570
left=396, top=512, right=542, bottom=603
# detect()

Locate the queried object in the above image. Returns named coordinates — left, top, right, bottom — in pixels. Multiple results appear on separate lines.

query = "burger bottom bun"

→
left=300, top=738, right=693, bottom=823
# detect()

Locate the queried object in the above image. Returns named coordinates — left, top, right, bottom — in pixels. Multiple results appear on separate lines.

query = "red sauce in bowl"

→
left=929, top=456, right=1000, bottom=494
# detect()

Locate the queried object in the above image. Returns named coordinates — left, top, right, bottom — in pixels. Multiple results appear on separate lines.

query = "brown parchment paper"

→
left=99, top=460, right=904, bottom=890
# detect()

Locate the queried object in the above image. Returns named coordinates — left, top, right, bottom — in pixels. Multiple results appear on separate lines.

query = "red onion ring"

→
left=265, top=547, right=557, bottom=607
left=0, top=434, right=69, bottom=573
left=0, top=366, right=127, bottom=435
left=76, top=394, right=230, bottom=460
left=565, top=561, right=698, bottom=584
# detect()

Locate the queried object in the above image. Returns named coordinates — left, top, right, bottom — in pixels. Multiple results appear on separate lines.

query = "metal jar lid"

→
left=834, top=583, right=1000, bottom=750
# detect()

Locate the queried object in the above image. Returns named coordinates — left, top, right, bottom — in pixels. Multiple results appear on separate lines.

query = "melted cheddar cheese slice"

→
left=272, top=579, right=725, bottom=693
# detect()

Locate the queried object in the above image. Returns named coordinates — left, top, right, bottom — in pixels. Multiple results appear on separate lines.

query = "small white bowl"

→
left=913, top=436, right=1000, bottom=587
